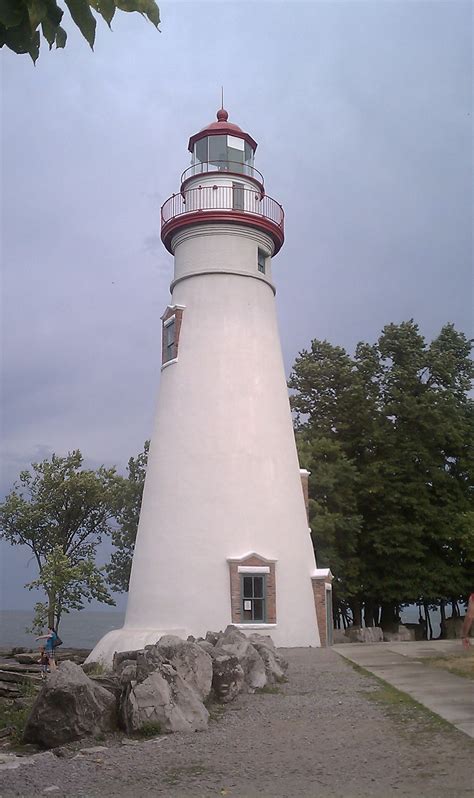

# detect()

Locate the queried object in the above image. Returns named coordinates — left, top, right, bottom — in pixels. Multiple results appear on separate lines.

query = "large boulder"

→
left=383, top=625, right=415, bottom=643
left=211, top=654, right=245, bottom=703
left=122, top=663, right=209, bottom=734
left=23, top=661, right=117, bottom=748
left=135, top=637, right=213, bottom=702
left=345, top=626, right=384, bottom=643
left=247, top=635, right=288, bottom=683
left=215, top=638, right=267, bottom=691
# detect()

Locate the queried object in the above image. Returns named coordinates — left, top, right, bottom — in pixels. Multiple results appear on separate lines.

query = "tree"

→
left=0, top=450, right=118, bottom=631
left=0, top=0, right=160, bottom=63
left=106, top=440, right=149, bottom=593
left=290, top=322, right=474, bottom=629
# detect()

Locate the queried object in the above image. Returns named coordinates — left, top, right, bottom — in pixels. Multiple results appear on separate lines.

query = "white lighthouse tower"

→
left=89, top=108, right=326, bottom=664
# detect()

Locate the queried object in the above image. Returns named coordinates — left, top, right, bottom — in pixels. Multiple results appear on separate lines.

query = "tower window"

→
left=161, top=305, right=184, bottom=367
left=257, top=248, right=266, bottom=274
left=241, top=574, right=266, bottom=622
left=164, top=317, right=176, bottom=362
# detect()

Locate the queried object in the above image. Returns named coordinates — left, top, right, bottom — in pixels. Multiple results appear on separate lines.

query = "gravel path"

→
left=1, top=648, right=472, bottom=797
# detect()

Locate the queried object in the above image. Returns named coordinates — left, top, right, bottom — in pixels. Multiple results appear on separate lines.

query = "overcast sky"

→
left=1, top=0, right=472, bottom=611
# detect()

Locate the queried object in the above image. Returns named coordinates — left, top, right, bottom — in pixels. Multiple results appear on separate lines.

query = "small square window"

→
left=257, top=248, right=266, bottom=274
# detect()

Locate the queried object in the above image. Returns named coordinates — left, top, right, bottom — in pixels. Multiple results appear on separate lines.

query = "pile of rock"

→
left=22, top=626, right=287, bottom=748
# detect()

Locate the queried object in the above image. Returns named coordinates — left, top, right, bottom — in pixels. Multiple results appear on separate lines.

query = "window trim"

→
left=257, top=247, right=267, bottom=274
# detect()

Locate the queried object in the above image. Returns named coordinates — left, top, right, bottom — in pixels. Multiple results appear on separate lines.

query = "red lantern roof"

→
left=188, top=108, right=258, bottom=154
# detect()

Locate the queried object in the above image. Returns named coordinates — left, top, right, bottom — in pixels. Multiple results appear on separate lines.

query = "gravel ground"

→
left=0, top=647, right=472, bottom=798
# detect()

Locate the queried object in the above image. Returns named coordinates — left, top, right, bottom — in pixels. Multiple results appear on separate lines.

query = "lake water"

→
left=0, top=605, right=441, bottom=650
left=0, top=609, right=126, bottom=650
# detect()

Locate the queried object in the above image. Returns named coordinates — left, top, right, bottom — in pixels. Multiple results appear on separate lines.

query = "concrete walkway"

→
left=334, top=639, right=474, bottom=738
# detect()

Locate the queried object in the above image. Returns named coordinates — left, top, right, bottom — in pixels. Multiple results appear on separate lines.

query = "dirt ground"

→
left=0, top=647, right=472, bottom=798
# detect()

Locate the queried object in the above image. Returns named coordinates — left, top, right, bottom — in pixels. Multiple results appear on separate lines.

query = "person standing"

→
left=36, top=627, right=58, bottom=670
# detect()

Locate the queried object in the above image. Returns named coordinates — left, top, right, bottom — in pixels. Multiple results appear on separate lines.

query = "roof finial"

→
left=217, top=89, right=228, bottom=123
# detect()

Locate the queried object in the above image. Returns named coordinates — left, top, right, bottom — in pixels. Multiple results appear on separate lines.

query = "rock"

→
left=441, top=617, right=465, bottom=640
left=215, top=639, right=267, bottom=691
left=332, top=629, right=350, bottom=644
left=205, top=631, right=221, bottom=646
left=117, top=663, right=137, bottom=685
left=79, top=745, right=108, bottom=754
left=112, top=650, right=139, bottom=671
left=0, top=670, right=30, bottom=684
left=15, top=654, right=38, bottom=665
left=0, top=681, right=20, bottom=697
left=43, top=787, right=60, bottom=793
left=137, top=638, right=213, bottom=702
left=0, top=726, right=14, bottom=738
left=89, top=673, right=122, bottom=700
left=247, top=639, right=287, bottom=684
left=211, top=654, right=245, bottom=703
left=345, top=627, right=384, bottom=643
left=23, top=661, right=118, bottom=748
left=196, top=640, right=215, bottom=656
left=247, top=633, right=276, bottom=650
left=123, top=664, right=209, bottom=734
left=382, top=625, right=415, bottom=642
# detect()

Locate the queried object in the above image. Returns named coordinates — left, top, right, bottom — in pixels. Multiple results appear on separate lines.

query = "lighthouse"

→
left=89, top=108, right=329, bottom=665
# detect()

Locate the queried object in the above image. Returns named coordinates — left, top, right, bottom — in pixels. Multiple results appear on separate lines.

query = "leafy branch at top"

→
left=0, top=0, right=160, bottom=63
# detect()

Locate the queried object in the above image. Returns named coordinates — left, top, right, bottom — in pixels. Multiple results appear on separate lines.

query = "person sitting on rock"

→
left=38, top=647, right=50, bottom=679
left=461, top=593, right=474, bottom=650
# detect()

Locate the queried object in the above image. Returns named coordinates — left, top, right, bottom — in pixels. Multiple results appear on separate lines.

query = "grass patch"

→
left=134, top=722, right=162, bottom=738
left=0, top=683, right=37, bottom=745
left=418, top=652, right=474, bottom=681
left=205, top=699, right=226, bottom=722
left=83, top=662, right=108, bottom=677
left=255, top=684, right=281, bottom=695
left=344, top=659, right=455, bottom=738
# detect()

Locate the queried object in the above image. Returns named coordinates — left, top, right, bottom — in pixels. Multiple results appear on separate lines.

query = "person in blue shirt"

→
left=36, top=627, right=58, bottom=670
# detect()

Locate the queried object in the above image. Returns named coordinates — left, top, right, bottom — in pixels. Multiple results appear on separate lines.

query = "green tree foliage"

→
left=106, top=440, right=149, bottom=593
left=0, top=0, right=160, bottom=63
left=0, top=450, right=118, bottom=630
left=289, top=322, right=474, bottom=628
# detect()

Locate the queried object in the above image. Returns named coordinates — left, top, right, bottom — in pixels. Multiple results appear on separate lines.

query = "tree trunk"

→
left=47, top=593, right=56, bottom=630
left=349, top=599, right=362, bottom=628
left=380, top=602, right=398, bottom=630
left=439, top=600, right=446, bottom=639
left=364, top=600, right=375, bottom=627
left=423, top=602, right=433, bottom=640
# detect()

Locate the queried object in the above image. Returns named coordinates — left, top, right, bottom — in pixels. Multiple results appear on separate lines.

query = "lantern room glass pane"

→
left=209, top=135, right=227, bottom=168
left=244, top=142, right=254, bottom=165
left=195, top=138, right=207, bottom=164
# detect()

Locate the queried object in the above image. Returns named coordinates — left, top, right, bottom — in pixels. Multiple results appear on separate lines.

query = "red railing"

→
left=180, top=160, right=264, bottom=186
left=161, top=186, right=284, bottom=231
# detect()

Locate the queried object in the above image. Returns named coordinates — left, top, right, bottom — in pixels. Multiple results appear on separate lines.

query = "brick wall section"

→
left=312, top=578, right=332, bottom=647
left=300, top=470, right=310, bottom=522
left=228, top=555, right=276, bottom=624
left=161, top=306, right=184, bottom=364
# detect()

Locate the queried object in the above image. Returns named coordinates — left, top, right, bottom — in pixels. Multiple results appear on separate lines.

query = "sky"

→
left=1, top=0, right=472, bottom=612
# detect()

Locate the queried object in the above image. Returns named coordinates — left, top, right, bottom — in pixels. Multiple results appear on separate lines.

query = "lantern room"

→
left=181, top=108, right=263, bottom=188
left=161, top=108, right=284, bottom=256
